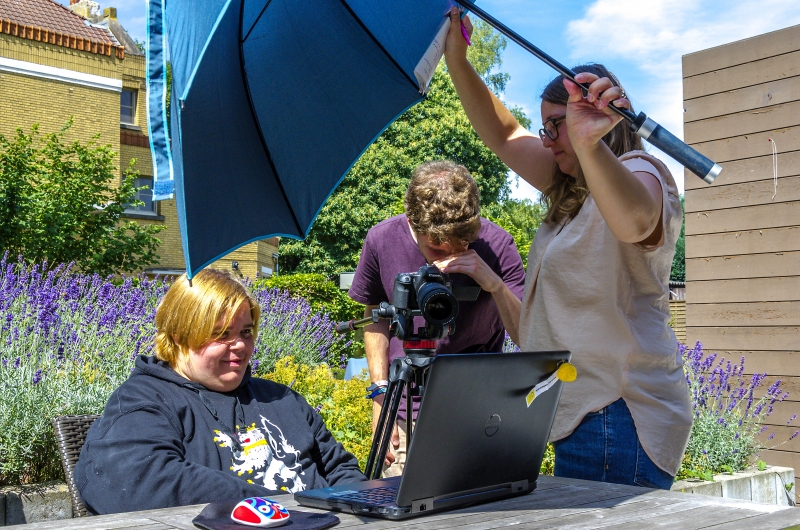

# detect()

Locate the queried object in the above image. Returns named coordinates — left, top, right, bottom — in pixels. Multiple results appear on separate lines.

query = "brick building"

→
left=0, top=0, right=279, bottom=279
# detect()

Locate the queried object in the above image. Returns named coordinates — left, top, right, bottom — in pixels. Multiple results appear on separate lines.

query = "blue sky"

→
left=60, top=0, right=800, bottom=199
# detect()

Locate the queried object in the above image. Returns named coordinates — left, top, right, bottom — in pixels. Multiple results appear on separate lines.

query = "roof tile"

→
left=0, top=0, right=122, bottom=57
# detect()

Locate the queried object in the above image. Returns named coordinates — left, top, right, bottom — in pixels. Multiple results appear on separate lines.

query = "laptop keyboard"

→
left=331, top=486, right=398, bottom=505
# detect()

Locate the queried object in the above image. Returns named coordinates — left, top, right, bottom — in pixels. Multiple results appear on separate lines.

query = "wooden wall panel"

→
left=683, top=24, right=800, bottom=77
left=686, top=124, right=800, bottom=164
left=685, top=99, right=800, bottom=144
left=683, top=50, right=800, bottom=99
left=685, top=326, right=799, bottom=351
left=686, top=226, right=800, bottom=258
left=685, top=201, right=800, bottom=236
left=685, top=150, right=800, bottom=191
left=685, top=176, right=800, bottom=212
left=685, top=76, right=800, bottom=123
left=759, top=427, right=800, bottom=450
left=755, top=449, right=800, bottom=474
left=684, top=25, right=800, bottom=472
left=688, top=277, right=800, bottom=304
left=687, top=302, right=800, bottom=327
left=686, top=251, right=800, bottom=281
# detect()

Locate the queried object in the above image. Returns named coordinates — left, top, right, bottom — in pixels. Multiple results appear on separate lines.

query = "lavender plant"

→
left=0, top=255, right=168, bottom=485
left=250, top=286, right=351, bottom=373
left=0, top=256, right=349, bottom=486
left=680, top=342, right=798, bottom=479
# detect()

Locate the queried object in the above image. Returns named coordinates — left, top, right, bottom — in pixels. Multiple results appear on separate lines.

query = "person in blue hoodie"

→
left=74, top=269, right=365, bottom=515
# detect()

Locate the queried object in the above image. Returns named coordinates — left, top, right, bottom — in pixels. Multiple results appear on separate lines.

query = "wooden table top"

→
left=21, top=475, right=800, bottom=530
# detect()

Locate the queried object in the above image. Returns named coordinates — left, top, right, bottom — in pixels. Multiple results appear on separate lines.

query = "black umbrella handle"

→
left=454, top=0, right=721, bottom=183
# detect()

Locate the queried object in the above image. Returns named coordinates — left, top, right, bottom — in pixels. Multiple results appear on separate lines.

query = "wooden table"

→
left=21, top=476, right=800, bottom=530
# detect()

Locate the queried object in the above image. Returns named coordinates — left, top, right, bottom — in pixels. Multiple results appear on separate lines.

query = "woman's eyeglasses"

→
left=539, top=115, right=566, bottom=141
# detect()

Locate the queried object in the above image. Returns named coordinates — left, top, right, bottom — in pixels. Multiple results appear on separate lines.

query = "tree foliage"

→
left=279, top=21, right=527, bottom=276
left=483, top=199, right=545, bottom=268
left=671, top=195, right=685, bottom=282
left=0, top=121, right=165, bottom=275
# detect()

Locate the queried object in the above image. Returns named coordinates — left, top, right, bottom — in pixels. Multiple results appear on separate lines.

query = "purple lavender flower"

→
left=32, top=369, right=43, bottom=385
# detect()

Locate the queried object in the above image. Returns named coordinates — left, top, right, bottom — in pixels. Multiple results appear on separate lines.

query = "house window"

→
left=121, top=89, right=137, bottom=125
left=125, top=177, right=156, bottom=214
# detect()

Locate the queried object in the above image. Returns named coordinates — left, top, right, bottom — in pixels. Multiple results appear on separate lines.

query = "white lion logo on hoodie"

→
left=214, top=415, right=306, bottom=492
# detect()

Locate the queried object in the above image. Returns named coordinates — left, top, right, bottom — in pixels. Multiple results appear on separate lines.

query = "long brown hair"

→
left=540, top=64, right=643, bottom=224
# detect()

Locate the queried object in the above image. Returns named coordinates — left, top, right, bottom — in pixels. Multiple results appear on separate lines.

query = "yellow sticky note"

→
left=526, top=362, right=578, bottom=407
left=526, top=388, right=537, bottom=407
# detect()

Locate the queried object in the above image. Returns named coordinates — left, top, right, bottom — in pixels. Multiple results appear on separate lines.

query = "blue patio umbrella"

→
left=147, top=0, right=454, bottom=279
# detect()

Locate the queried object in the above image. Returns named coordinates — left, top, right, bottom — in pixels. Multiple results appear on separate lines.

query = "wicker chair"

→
left=52, top=414, right=100, bottom=517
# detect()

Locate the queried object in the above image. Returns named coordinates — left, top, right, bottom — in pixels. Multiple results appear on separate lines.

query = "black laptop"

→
left=295, top=350, right=571, bottom=519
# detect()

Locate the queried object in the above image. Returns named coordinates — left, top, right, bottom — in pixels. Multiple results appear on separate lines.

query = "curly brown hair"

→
left=404, top=160, right=481, bottom=246
left=540, top=63, right=643, bottom=224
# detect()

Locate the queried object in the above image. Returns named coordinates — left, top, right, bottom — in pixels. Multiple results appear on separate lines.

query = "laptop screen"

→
left=396, top=350, right=570, bottom=507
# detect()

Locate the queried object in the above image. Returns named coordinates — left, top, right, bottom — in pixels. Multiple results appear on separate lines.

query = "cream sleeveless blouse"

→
left=519, top=151, right=692, bottom=475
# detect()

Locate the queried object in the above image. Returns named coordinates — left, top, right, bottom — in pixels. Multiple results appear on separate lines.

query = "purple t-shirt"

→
left=348, top=215, right=525, bottom=419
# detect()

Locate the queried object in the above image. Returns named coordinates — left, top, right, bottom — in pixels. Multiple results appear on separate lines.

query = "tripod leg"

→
left=405, top=383, right=413, bottom=452
left=365, top=379, right=406, bottom=480
left=365, top=379, right=395, bottom=478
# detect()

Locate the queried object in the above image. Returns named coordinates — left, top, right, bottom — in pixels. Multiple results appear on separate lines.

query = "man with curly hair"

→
left=348, top=160, right=525, bottom=476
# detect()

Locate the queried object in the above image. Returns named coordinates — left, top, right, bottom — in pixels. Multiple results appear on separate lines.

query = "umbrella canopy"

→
left=147, top=0, right=454, bottom=278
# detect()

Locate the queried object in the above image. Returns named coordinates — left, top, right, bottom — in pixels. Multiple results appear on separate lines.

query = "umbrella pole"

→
left=454, top=0, right=722, bottom=184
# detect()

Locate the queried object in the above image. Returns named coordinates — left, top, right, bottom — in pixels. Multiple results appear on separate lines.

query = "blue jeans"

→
left=552, top=398, right=674, bottom=490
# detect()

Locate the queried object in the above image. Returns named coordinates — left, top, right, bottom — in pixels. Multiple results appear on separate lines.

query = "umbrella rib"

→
left=336, top=0, right=419, bottom=92
left=237, top=0, right=304, bottom=236
left=241, top=0, right=274, bottom=44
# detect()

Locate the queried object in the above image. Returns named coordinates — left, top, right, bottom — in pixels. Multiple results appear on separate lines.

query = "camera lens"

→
left=417, top=283, right=458, bottom=326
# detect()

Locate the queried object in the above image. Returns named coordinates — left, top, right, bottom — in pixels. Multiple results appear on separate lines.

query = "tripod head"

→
left=335, top=265, right=458, bottom=351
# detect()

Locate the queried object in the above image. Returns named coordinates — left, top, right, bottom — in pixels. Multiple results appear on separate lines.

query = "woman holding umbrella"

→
left=441, top=8, right=691, bottom=489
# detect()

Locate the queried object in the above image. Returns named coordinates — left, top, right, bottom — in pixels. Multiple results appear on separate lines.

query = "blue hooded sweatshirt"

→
left=74, top=355, right=365, bottom=514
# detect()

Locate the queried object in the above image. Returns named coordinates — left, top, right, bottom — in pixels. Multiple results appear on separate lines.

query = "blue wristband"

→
left=365, top=384, right=388, bottom=400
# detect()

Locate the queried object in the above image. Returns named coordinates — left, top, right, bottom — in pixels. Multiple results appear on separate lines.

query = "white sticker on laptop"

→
left=526, top=362, right=577, bottom=407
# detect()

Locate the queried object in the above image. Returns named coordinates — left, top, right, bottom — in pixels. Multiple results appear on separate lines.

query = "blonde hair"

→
left=404, top=160, right=482, bottom=246
left=154, top=269, right=261, bottom=367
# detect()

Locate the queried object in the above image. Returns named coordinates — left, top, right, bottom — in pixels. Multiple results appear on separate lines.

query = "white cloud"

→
left=563, top=0, right=800, bottom=192
left=567, top=0, right=800, bottom=74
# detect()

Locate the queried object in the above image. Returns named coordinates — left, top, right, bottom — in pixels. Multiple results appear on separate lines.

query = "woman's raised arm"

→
left=443, top=8, right=555, bottom=192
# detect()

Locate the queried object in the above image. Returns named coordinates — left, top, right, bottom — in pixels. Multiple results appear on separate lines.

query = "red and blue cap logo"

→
left=231, top=497, right=290, bottom=527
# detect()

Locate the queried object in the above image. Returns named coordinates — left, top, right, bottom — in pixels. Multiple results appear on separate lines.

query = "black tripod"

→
left=364, top=342, right=435, bottom=480
left=335, top=265, right=459, bottom=479
left=336, top=304, right=450, bottom=480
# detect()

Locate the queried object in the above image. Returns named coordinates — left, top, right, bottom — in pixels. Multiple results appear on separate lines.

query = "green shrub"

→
left=261, top=356, right=372, bottom=469
left=541, top=443, right=555, bottom=476
left=258, top=273, right=364, bottom=323
left=257, top=274, right=365, bottom=360
left=483, top=198, right=545, bottom=269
